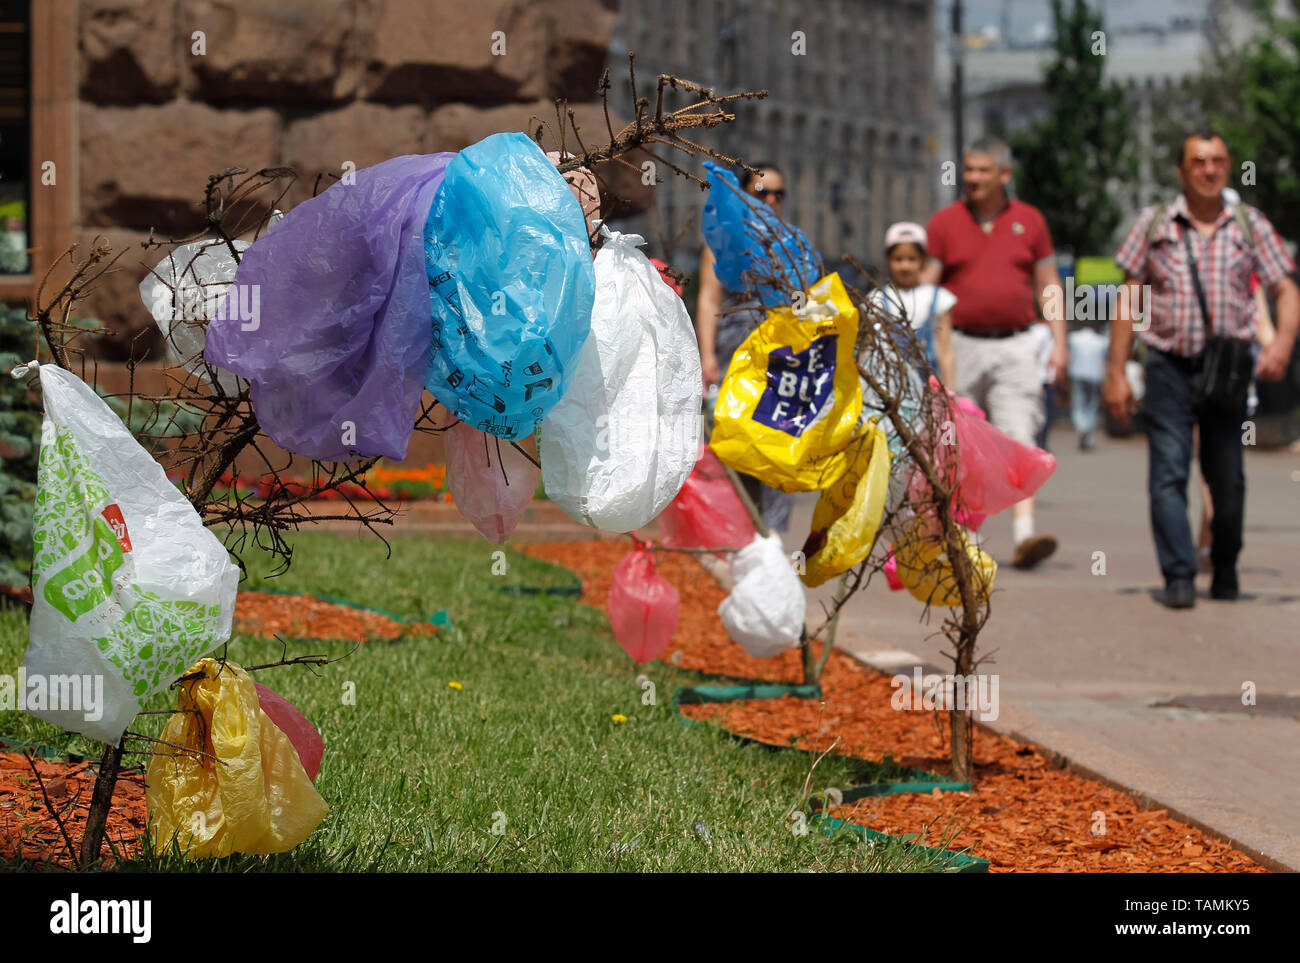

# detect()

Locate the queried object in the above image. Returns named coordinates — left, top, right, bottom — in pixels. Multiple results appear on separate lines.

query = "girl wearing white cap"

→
left=868, top=221, right=958, bottom=385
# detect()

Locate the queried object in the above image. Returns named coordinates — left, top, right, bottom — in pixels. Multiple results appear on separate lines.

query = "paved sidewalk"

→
left=788, top=427, right=1300, bottom=871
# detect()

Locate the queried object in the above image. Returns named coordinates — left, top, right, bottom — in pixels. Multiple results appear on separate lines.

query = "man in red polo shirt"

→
left=922, top=137, right=1068, bottom=569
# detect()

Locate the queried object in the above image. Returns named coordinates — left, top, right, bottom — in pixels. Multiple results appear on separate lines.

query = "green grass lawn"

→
left=0, top=531, right=962, bottom=872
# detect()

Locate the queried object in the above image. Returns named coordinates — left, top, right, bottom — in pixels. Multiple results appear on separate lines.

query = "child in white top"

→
left=868, top=222, right=957, bottom=385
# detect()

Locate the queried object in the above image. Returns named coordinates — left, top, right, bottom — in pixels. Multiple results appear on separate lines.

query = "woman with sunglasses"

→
left=695, top=162, right=794, bottom=533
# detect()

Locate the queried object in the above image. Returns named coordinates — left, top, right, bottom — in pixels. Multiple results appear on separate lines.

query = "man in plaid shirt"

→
left=1105, top=129, right=1299, bottom=609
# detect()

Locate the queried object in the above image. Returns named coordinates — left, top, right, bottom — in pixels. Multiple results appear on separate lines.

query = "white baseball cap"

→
left=884, top=221, right=927, bottom=251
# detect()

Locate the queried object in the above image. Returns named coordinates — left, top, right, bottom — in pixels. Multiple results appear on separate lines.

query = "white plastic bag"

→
left=444, top=420, right=539, bottom=544
left=23, top=363, right=239, bottom=742
left=718, top=532, right=806, bottom=658
left=540, top=228, right=702, bottom=532
left=140, top=238, right=249, bottom=395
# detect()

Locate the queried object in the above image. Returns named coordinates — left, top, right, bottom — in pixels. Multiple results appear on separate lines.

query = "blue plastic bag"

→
left=204, top=153, right=455, bottom=462
left=701, top=161, right=820, bottom=307
left=425, top=132, right=596, bottom=439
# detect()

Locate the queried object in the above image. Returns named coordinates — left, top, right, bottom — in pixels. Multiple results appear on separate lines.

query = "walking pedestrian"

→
left=1030, top=320, right=1057, bottom=450
left=696, top=162, right=796, bottom=532
left=921, top=137, right=1068, bottom=569
left=1104, top=128, right=1299, bottom=608
left=1068, top=321, right=1109, bottom=449
left=866, top=221, right=957, bottom=384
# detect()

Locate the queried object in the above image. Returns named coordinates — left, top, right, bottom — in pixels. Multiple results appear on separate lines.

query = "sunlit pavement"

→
left=790, top=424, right=1300, bottom=871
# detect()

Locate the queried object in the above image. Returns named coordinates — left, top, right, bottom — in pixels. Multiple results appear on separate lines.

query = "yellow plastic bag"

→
left=893, top=517, right=996, bottom=607
left=710, top=272, right=863, bottom=492
left=799, top=421, right=892, bottom=587
left=146, top=658, right=329, bottom=857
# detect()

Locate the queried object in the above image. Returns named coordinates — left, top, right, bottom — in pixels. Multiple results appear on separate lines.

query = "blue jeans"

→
left=1071, top=379, right=1101, bottom=437
left=1142, top=349, right=1245, bottom=582
left=1036, top=384, right=1056, bottom=450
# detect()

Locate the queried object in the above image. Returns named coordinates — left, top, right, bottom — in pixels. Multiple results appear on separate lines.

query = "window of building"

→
left=0, top=0, right=75, bottom=305
left=0, top=1, right=29, bottom=275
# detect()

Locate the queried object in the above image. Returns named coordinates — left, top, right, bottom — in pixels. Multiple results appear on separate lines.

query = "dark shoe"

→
left=1161, top=578, right=1197, bottom=609
left=1012, top=534, right=1058, bottom=569
left=1079, top=431, right=1095, bottom=451
left=1210, top=569, right=1239, bottom=600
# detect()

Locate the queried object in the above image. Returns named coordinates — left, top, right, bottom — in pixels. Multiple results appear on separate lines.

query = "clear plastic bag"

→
left=541, top=228, right=701, bottom=532
left=140, top=238, right=249, bottom=395
left=424, top=132, right=595, bottom=440
left=24, top=364, right=239, bottom=742
left=607, top=547, right=679, bottom=663
left=547, top=150, right=601, bottom=237
left=204, top=153, right=454, bottom=462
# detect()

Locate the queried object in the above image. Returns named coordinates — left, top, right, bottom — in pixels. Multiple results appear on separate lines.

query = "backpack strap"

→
left=1146, top=204, right=1167, bottom=245
left=1231, top=203, right=1257, bottom=250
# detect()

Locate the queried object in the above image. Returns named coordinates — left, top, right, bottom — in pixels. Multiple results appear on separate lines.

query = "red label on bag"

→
left=100, top=504, right=132, bottom=553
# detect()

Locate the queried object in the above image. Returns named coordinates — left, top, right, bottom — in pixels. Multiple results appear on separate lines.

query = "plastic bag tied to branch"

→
left=701, top=161, right=820, bottom=307
left=424, top=132, right=595, bottom=440
left=24, top=365, right=239, bottom=743
left=146, top=659, right=329, bottom=858
left=710, top=272, right=864, bottom=492
left=799, top=420, right=892, bottom=588
left=140, top=238, right=250, bottom=396
left=204, top=152, right=455, bottom=462
left=607, top=546, right=680, bottom=664
left=654, top=443, right=755, bottom=551
left=541, top=227, right=701, bottom=532
left=718, top=532, right=806, bottom=658
left=443, top=419, right=539, bottom=544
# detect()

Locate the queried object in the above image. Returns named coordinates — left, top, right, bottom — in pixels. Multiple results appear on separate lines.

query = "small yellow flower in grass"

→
left=448, top=681, right=463, bottom=690
left=611, top=713, right=628, bottom=723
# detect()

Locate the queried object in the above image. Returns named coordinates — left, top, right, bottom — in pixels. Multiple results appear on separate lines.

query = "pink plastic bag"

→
left=883, top=549, right=904, bottom=591
left=920, top=376, right=1056, bottom=521
left=254, top=682, right=324, bottom=783
left=655, top=444, right=756, bottom=550
left=607, top=548, right=680, bottom=663
left=445, top=420, right=539, bottom=544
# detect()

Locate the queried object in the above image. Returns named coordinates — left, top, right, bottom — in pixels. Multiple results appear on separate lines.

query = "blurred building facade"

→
left=8, top=0, right=630, bottom=359
left=607, top=0, right=938, bottom=277
left=10, top=0, right=937, bottom=353
left=932, top=0, right=1263, bottom=235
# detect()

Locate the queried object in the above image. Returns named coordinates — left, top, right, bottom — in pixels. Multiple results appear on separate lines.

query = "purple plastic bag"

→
left=205, top=153, right=455, bottom=462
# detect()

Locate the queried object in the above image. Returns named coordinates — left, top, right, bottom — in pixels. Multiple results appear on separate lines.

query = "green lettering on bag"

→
left=42, top=515, right=126, bottom=621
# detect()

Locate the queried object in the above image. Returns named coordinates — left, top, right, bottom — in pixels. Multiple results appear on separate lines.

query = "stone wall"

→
left=75, top=0, right=638, bottom=361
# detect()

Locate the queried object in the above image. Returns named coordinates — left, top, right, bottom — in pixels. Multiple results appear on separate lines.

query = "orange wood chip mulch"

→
left=0, top=752, right=147, bottom=868
left=233, top=591, right=440, bottom=642
left=521, top=539, right=1268, bottom=874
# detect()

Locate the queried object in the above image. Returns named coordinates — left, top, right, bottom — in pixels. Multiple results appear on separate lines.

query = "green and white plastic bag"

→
left=22, top=362, right=239, bottom=742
